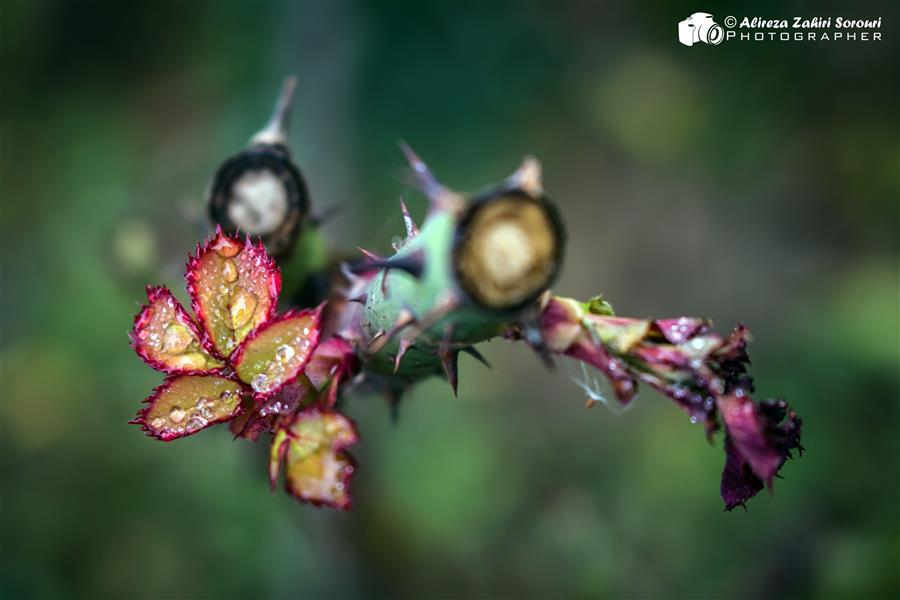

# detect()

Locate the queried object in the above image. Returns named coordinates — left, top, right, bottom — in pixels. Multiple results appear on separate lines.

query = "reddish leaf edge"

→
left=129, top=285, right=223, bottom=376
left=128, top=373, right=250, bottom=442
left=231, top=303, right=326, bottom=401
left=272, top=408, right=360, bottom=511
left=184, top=225, right=282, bottom=361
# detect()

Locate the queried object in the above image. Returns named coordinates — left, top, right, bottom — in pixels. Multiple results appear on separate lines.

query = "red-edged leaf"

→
left=130, top=286, right=224, bottom=373
left=132, top=374, right=245, bottom=441
left=186, top=226, right=281, bottom=358
left=269, top=427, right=290, bottom=488
left=232, top=307, right=322, bottom=398
left=268, top=409, right=359, bottom=510
left=304, top=336, right=359, bottom=407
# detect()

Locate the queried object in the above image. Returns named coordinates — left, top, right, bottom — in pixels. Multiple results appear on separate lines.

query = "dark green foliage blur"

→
left=1, top=1, right=897, bottom=597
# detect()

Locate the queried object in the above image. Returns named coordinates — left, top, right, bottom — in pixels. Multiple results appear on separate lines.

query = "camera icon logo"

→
left=678, top=12, right=725, bottom=46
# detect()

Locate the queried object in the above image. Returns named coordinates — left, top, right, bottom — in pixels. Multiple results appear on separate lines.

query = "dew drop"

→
left=150, top=417, right=165, bottom=429
left=222, top=259, right=239, bottom=283
left=169, top=407, right=186, bottom=423
left=186, top=416, right=207, bottom=432
left=229, top=290, right=258, bottom=329
left=161, top=323, right=193, bottom=354
left=275, top=344, right=295, bottom=363
left=170, top=352, right=208, bottom=371
left=251, top=373, right=269, bottom=392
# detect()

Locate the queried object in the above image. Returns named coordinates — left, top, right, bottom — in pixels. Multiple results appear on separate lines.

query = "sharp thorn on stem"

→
left=439, top=349, right=460, bottom=397
left=251, top=75, right=298, bottom=146
left=461, top=345, right=491, bottom=369
left=393, top=338, right=413, bottom=373
left=399, top=197, right=419, bottom=238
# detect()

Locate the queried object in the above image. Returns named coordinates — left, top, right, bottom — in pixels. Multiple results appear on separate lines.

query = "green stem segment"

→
left=351, top=152, right=565, bottom=389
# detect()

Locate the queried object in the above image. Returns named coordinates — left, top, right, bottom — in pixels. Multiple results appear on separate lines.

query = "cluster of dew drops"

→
left=249, top=330, right=312, bottom=395
left=150, top=388, right=240, bottom=437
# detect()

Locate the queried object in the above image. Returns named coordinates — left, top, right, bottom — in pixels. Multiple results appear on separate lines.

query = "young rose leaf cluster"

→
left=130, top=227, right=359, bottom=509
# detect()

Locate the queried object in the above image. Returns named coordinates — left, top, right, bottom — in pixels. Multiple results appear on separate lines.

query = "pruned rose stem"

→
left=323, top=147, right=802, bottom=508
left=334, top=150, right=565, bottom=393
left=131, top=107, right=804, bottom=511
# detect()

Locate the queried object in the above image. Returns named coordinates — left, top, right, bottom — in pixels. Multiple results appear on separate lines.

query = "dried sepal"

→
left=186, top=226, right=281, bottom=358
left=232, top=306, right=322, bottom=398
left=719, top=395, right=803, bottom=509
left=132, top=374, right=245, bottom=441
left=535, top=294, right=804, bottom=509
left=269, top=409, right=359, bottom=510
left=303, top=336, right=359, bottom=407
left=130, top=286, right=225, bottom=374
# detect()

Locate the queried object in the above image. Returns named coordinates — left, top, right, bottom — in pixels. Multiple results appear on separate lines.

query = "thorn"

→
left=399, top=141, right=441, bottom=197
left=251, top=75, right=298, bottom=146
left=398, top=141, right=462, bottom=214
left=439, top=349, right=459, bottom=397
left=523, top=319, right=555, bottom=370
left=369, top=310, right=417, bottom=353
left=508, top=155, right=543, bottom=197
left=370, top=329, right=386, bottom=345
left=387, top=389, right=402, bottom=424
left=381, top=269, right=390, bottom=298
left=393, top=338, right=413, bottom=373
left=357, top=247, right=382, bottom=262
left=438, top=322, right=455, bottom=360
left=460, top=346, right=491, bottom=369
left=346, top=293, right=367, bottom=305
left=399, top=197, right=419, bottom=238
left=349, top=250, right=425, bottom=279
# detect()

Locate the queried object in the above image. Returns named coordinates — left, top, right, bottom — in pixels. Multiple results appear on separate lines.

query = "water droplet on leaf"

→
left=275, top=344, right=295, bottom=362
left=229, top=289, right=258, bottom=329
left=251, top=373, right=269, bottom=392
left=161, top=323, right=194, bottom=354
left=222, top=259, right=239, bottom=283
left=169, top=407, right=186, bottom=423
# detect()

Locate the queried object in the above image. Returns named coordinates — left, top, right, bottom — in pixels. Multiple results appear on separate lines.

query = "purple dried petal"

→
left=654, top=317, right=709, bottom=344
left=721, top=437, right=765, bottom=510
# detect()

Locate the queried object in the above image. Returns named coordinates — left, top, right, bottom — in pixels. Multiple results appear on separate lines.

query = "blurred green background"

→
left=2, top=1, right=898, bottom=597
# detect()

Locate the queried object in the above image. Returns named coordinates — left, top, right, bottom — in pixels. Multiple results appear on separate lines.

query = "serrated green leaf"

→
left=269, top=409, right=358, bottom=510
left=186, top=228, right=281, bottom=358
left=131, top=286, right=224, bottom=373
left=134, top=375, right=244, bottom=441
left=232, top=308, right=321, bottom=397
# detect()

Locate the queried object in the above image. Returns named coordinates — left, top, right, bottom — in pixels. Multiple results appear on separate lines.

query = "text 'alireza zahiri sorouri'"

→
left=727, top=16, right=883, bottom=42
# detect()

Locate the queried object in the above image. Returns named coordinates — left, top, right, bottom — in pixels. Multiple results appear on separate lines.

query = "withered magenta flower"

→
left=536, top=295, right=804, bottom=510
